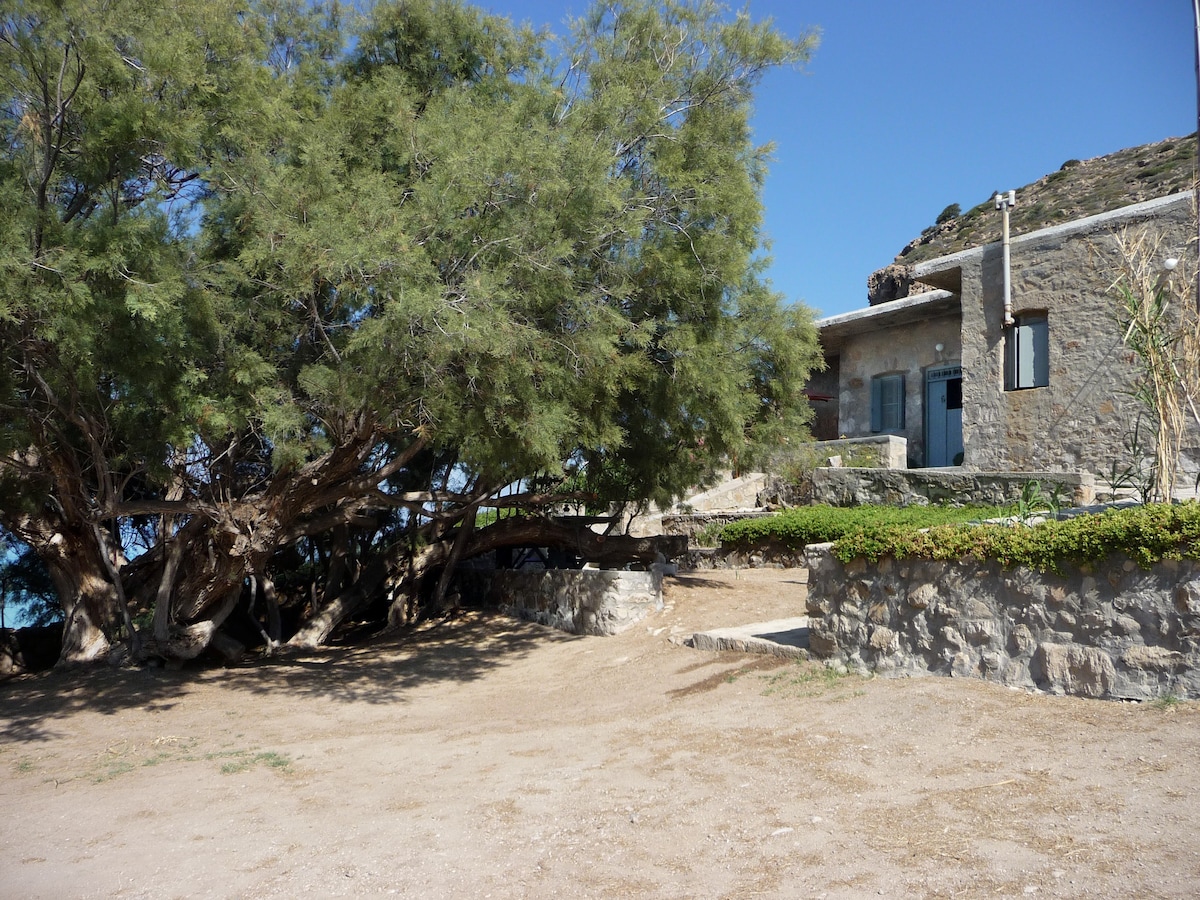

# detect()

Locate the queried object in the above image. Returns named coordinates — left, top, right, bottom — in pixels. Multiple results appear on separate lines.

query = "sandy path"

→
left=3, top=568, right=1200, bottom=898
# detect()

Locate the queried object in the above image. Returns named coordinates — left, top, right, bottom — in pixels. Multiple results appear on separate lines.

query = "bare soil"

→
left=3, top=568, right=1200, bottom=899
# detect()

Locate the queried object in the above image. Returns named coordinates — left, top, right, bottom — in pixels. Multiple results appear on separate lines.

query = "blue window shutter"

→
left=870, top=377, right=882, bottom=432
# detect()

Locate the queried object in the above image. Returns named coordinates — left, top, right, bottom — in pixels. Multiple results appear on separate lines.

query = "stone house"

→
left=812, top=191, right=1196, bottom=478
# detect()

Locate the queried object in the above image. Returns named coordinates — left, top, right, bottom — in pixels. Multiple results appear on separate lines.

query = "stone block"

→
left=950, top=652, right=976, bottom=677
left=808, top=630, right=839, bottom=658
left=1121, top=646, right=1185, bottom=672
left=868, top=626, right=898, bottom=654
left=907, top=583, right=936, bottom=609
left=1175, top=581, right=1200, bottom=616
left=1009, top=624, right=1036, bottom=656
left=1033, top=643, right=1116, bottom=698
left=940, top=626, right=966, bottom=652
left=495, top=568, right=662, bottom=636
left=964, top=620, right=997, bottom=646
left=1114, top=614, right=1142, bottom=637
left=981, top=650, right=1005, bottom=673
left=806, top=596, right=832, bottom=616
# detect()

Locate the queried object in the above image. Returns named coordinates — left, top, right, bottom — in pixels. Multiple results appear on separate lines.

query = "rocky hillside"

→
left=894, top=134, right=1196, bottom=268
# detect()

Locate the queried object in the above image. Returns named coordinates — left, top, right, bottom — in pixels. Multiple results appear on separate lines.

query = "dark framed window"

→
left=1005, top=313, right=1049, bottom=390
left=870, top=373, right=905, bottom=432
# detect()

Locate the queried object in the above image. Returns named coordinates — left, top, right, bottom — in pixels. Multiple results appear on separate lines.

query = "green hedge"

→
left=719, top=504, right=1007, bottom=550
left=718, top=502, right=1200, bottom=572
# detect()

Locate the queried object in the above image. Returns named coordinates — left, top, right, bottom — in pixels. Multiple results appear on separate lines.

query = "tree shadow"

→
left=220, top=611, right=581, bottom=705
left=0, top=611, right=580, bottom=744
left=667, top=572, right=808, bottom=589
left=667, top=574, right=736, bottom=590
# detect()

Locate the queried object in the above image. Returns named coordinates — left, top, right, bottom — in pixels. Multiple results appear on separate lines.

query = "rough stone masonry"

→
left=804, top=543, right=1200, bottom=700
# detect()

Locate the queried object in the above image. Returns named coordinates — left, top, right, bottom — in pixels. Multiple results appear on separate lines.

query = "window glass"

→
left=871, top=373, right=905, bottom=432
left=945, top=377, right=962, bottom=410
left=1006, top=314, right=1048, bottom=390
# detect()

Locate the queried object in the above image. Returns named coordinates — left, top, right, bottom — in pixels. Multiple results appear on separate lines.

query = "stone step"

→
left=691, top=617, right=809, bottom=658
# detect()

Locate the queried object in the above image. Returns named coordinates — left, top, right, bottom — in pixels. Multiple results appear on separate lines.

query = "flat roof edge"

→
left=912, top=191, right=1194, bottom=277
left=816, top=288, right=956, bottom=329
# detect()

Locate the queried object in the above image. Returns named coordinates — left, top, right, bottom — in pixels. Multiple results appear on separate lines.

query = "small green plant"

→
left=1108, top=415, right=1158, bottom=503
left=775, top=441, right=884, bottom=488
left=760, top=662, right=852, bottom=697
left=94, top=759, right=136, bottom=783
left=693, top=521, right=726, bottom=548
left=220, top=751, right=292, bottom=775
left=1151, top=692, right=1182, bottom=710
left=1011, top=480, right=1062, bottom=522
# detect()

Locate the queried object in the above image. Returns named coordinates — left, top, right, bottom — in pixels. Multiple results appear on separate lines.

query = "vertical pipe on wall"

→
left=994, top=190, right=1017, bottom=326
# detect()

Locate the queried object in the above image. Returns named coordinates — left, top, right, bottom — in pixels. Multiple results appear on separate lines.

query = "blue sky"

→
left=486, top=0, right=1196, bottom=317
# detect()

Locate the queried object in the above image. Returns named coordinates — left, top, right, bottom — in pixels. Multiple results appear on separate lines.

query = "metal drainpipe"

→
left=994, top=190, right=1017, bottom=326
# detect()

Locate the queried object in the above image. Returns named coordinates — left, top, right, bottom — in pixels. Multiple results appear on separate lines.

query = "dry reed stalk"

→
left=1112, top=227, right=1197, bottom=501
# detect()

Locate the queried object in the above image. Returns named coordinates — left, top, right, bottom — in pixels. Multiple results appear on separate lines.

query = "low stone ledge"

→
left=804, top=542, right=1200, bottom=700
left=685, top=544, right=809, bottom=570
left=489, top=566, right=665, bottom=636
left=809, top=469, right=1095, bottom=508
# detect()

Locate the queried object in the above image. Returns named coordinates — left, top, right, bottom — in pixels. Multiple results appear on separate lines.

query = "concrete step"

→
left=690, top=617, right=809, bottom=658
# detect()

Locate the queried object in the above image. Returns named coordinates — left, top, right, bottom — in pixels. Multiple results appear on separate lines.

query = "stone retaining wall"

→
left=686, top=543, right=807, bottom=570
left=807, top=469, right=1095, bottom=508
left=662, top=510, right=775, bottom=540
left=804, top=543, right=1200, bottom=700
left=487, top=567, right=665, bottom=636
left=805, top=435, right=909, bottom=469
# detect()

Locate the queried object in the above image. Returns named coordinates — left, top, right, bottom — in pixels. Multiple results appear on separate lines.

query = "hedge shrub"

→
left=718, top=502, right=1200, bottom=572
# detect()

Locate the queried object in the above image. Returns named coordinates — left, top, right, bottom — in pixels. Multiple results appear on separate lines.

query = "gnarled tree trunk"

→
left=40, top=531, right=121, bottom=665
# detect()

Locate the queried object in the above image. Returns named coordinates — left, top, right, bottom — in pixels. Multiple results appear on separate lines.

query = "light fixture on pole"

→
left=993, top=190, right=1017, bottom=327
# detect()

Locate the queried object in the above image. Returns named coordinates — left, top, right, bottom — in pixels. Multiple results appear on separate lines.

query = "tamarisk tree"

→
left=0, top=0, right=822, bottom=665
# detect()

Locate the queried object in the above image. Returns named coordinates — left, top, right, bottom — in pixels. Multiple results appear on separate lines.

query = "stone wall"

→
left=806, top=468, right=1094, bottom=508
left=804, top=543, right=1200, bottom=700
left=487, top=567, right=665, bottom=636
left=806, top=434, right=908, bottom=469
left=662, top=510, right=775, bottom=541
left=832, top=310, right=961, bottom=466
left=915, top=193, right=1199, bottom=480
left=686, top=542, right=808, bottom=570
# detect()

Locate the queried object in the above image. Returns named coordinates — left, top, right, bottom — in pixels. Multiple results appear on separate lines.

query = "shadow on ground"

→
left=0, top=611, right=578, bottom=744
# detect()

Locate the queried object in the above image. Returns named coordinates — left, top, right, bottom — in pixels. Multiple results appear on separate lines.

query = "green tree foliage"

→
left=0, top=0, right=822, bottom=666
left=935, top=203, right=960, bottom=225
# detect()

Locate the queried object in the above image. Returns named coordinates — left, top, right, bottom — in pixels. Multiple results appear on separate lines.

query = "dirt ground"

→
left=3, top=568, right=1200, bottom=899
